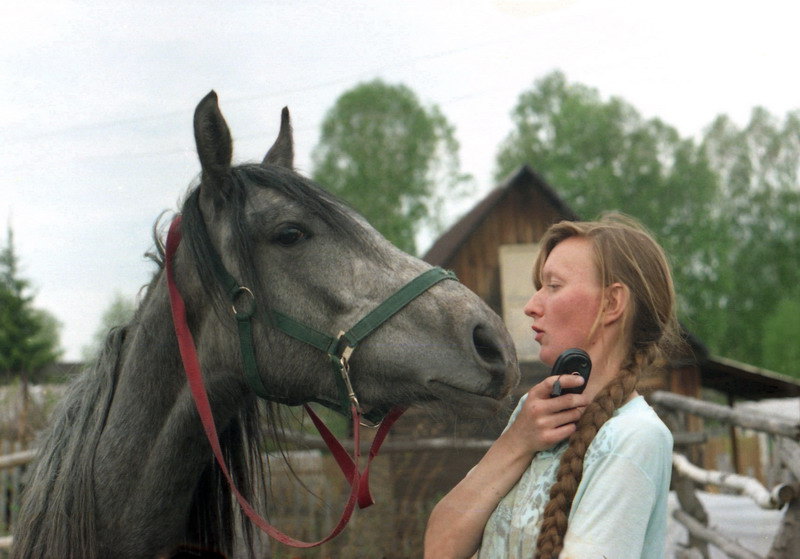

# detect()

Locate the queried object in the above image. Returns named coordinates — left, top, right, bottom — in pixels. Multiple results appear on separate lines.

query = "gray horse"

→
left=11, top=92, right=519, bottom=559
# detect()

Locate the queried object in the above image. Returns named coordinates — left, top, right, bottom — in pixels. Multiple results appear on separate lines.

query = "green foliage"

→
left=312, top=79, right=472, bottom=255
left=762, top=294, right=800, bottom=378
left=494, top=71, right=721, bottom=332
left=700, top=108, right=800, bottom=364
left=0, top=226, right=61, bottom=381
left=494, top=71, right=800, bottom=374
left=81, top=292, right=136, bottom=363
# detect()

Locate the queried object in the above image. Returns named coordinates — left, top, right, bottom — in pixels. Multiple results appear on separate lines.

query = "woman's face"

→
left=524, top=236, right=604, bottom=366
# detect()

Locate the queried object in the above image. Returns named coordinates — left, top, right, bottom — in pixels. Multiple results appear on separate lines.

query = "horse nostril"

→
left=472, top=324, right=505, bottom=365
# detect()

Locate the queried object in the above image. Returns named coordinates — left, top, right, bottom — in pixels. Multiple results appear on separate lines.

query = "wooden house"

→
left=421, top=164, right=800, bottom=404
left=386, top=164, right=800, bottom=503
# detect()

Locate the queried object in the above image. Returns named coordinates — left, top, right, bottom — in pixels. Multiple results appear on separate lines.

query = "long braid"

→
left=534, top=360, right=639, bottom=559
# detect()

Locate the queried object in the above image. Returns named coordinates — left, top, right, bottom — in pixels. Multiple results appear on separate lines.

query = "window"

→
left=499, top=243, right=540, bottom=362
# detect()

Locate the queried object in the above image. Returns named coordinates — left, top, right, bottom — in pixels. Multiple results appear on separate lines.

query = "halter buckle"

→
left=359, top=416, right=383, bottom=429
left=336, top=332, right=360, bottom=411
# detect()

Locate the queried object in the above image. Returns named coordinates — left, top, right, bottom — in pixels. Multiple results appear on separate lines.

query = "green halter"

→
left=190, top=202, right=457, bottom=423
left=245, top=267, right=457, bottom=423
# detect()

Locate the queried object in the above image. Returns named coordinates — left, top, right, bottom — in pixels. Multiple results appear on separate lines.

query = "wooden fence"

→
left=0, top=441, right=33, bottom=555
left=2, top=392, right=798, bottom=558
left=651, top=390, right=800, bottom=559
left=0, top=433, right=493, bottom=557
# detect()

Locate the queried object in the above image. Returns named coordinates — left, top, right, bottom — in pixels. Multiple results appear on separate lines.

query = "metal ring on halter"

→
left=359, top=416, right=383, bottom=429
left=231, top=286, right=255, bottom=317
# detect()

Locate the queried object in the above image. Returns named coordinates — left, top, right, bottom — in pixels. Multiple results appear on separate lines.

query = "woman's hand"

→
left=505, top=374, right=590, bottom=454
left=424, top=375, right=589, bottom=559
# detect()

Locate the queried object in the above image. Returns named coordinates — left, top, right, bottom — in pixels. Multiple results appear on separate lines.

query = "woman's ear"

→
left=602, top=282, right=629, bottom=325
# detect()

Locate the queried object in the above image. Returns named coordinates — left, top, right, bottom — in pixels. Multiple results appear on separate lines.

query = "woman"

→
left=425, top=214, right=680, bottom=559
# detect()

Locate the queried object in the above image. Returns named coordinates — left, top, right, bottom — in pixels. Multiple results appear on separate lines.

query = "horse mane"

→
left=12, top=326, right=127, bottom=558
left=13, top=162, right=376, bottom=559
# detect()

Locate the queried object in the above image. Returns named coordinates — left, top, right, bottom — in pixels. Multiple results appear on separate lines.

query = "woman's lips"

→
left=532, top=325, right=544, bottom=343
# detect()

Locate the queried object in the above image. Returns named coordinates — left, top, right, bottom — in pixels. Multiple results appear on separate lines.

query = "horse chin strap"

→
left=164, top=214, right=457, bottom=548
left=261, top=264, right=457, bottom=425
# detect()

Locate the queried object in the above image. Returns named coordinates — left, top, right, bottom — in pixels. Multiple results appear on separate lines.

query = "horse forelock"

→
left=179, top=163, right=384, bottom=320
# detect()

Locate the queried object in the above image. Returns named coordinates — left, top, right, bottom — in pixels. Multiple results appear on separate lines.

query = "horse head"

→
left=180, top=91, right=519, bottom=417
left=11, top=91, right=520, bottom=559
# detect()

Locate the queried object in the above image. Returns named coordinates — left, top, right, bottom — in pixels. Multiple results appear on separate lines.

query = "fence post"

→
left=657, top=401, right=711, bottom=558
left=0, top=440, right=7, bottom=537
left=766, top=439, right=800, bottom=559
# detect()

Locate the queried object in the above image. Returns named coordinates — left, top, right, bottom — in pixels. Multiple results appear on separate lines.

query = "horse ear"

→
left=194, top=91, right=233, bottom=194
left=262, top=107, right=294, bottom=169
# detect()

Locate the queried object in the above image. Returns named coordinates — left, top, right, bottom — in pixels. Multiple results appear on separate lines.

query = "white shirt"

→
left=478, top=395, right=673, bottom=559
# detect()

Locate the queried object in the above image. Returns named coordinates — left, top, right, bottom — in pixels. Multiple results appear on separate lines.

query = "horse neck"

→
left=91, top=272, right=248, bottom=556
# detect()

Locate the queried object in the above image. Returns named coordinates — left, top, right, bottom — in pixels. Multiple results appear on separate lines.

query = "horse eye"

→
left=273, top=225, right=307, bottom=247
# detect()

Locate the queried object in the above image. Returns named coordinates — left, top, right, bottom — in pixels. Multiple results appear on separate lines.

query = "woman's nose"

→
left=524, top=289, right=542, bottom=318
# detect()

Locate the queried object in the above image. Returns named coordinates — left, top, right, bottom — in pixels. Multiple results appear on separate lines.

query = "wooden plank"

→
left=276, top=432, right=494, bottom=453
left=0, top=440, right=7, bottom=534
left=650, top=391, right=800, bottom=439
left=676, top=548, right=705, bottom=559
left=672, top=431, right=708, bottom=446
left=673, top=453, right=794, bottom=509
left=673, top=509, right=763, bottom=559
left=767, top=498, right=800, bottom=559
left=778, top=439, right=800, bottom=480
left=673, top=472, right=710, bottom=557
left=0, top=449, right=36, bottom=470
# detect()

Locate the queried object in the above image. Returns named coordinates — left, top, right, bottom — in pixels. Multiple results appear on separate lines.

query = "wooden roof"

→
left=423, top=165, right=578, bottom=267
left=702, top=355, right=800, bottom=400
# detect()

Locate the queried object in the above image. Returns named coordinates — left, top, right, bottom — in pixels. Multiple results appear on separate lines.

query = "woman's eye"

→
left=273, top=226, right=307, bottom=247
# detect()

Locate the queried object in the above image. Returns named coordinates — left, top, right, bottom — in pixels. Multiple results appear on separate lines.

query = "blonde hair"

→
left=533, top=213, right=681, bottom=559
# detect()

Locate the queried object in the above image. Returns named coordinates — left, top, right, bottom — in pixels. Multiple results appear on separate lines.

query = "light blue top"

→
left=478, top=395, right=673, bottom=559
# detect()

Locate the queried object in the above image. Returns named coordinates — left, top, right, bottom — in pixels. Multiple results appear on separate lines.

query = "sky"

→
left=2, top=0, right=799, bottom=361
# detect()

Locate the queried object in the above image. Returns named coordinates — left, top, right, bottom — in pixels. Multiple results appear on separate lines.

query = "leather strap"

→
left=181, top=191, right=456, bottom=422
left=165, top=216, right=404, bottom=547
left=266, top=266, right=456, bottom=419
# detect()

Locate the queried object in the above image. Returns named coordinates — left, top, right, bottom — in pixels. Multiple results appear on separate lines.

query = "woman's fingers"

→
left=533, top=373, right=586, bottom=398
left=531, top=377, right=589, bottom=411
left=540, top=421, right=580, bottom=447
left=529, top=403, right=583, bottom=431
left=512, top=376, right=592, bottom=451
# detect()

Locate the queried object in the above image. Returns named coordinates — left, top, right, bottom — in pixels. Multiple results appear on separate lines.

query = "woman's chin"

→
left=537, top=348, right=556, bottom=368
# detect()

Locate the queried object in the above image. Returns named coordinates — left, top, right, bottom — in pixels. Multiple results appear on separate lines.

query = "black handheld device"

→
left=549, top=348, right=592, bottom=397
